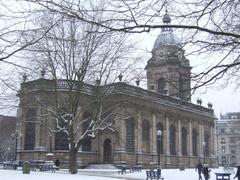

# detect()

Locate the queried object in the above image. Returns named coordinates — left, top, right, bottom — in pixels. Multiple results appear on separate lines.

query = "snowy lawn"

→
left=114, top=167, right=236, bottom=180
left=0, top=167, right=237, bottom=180
left=0, top=169, right=122, bottom=180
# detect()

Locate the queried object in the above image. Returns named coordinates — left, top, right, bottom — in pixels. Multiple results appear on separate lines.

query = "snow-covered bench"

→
left=146, top=169, right=164, bottom=180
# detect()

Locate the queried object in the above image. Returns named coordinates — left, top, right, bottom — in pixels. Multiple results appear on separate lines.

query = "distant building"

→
left=16, top=13, right=216, bottom=168
left=0, top=115, right=17, bottom=161
left=216, top=112, right=240, bottom=166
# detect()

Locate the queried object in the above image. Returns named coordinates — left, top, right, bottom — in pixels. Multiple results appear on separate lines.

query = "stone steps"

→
left=85, top=164, right=118, bottom=169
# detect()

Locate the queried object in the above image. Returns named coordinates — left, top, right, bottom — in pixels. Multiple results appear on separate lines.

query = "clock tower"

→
left=145, top=12, right=191, bottom=101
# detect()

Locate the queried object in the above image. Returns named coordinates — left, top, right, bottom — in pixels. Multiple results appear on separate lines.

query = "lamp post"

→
left=203, top=141, right=206, bottom=164
left=11, top=130, right=19, bottom=161
left=157, top=130, right=162, bottom=171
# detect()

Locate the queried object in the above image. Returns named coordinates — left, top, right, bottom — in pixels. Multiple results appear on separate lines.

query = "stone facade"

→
left=216, top=112, right=240, bottom=166
left=16, top=13, right=217, bottom=168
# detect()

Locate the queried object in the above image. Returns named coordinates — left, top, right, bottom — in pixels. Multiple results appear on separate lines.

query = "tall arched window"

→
left=192, top=128, right=198, bottom=156
left=178, top=75, right=184, bottom=99
left=156, top=122, right=164, bottom=154
left=170, top=125, right=176, bottom=155
left=24, top=108, right=36, bottom=150
left=231, top=156, right=236, bottom=165
left=126, top=118, right=135, bottom=152
left=142, top=120, right=150, bottom=152
left=55, top=132, right=69, bottom=150
left=142, top=120, right=149, bottom=141
left=158, top=78, right=167, bottom=94
left=55, top=109, right=70, bottom=150
left=204, top=131, right=209, bottom=156
left=221, top=156, right=226, bottom=165
left=82, top=112, right=92, bottom=152
left=182, top=127, right=187, bottom=155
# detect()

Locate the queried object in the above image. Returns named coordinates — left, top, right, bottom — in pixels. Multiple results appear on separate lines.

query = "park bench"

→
left=2, top=161, right=18, bottom=170
left=117, top=164, right=129, bottom=174
left=30, top=160, right=45, bottom=171
left=39, top=164, right=56, bottom=172
left=215, top=173, right=231, bottom=180
left=132, top=164, right=143, bottom=172
left=146, top=169, right=164, bottom=180
left=29, top=160, right=56, bottom=172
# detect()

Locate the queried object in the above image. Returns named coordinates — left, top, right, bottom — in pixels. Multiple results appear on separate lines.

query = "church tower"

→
left=145, top=12, right=191, bottom=101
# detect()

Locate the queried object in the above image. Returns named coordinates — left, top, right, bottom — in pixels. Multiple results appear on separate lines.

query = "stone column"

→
left=35, top=107, right=41, bottom=150
left=178, top=119, right=182, bottom=156
left=152, top=114, right=157, bottom=153
left=210, top=125, right=214, bottom=156
left=211, top=124, right=217, bottom=166
left=188, top=121, right=192, bottom=156
left=119, top=118, right=126, bottom=152
left=165, top=116, right=171, bottom=167
left=199, top=123, right=203, bottom=157
left=137, top=111, right=142, bottom=153
left=165, top=116, right=170, bottom=155
left=177, top=118, right=183, bottom=167
left=16, top=108, right=22, bottom=150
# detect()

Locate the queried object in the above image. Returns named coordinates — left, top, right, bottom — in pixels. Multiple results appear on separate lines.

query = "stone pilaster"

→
left=178, top=119, right=182, bottom=156
left=165, top=116, right=171, bottom=167
left=137, top=110, right=142, bottom=152
left=165, top=116, right=170, bottom=155
left=188, top=120, right=192, bottom=156
left=119, top=118, right=126, bottom=152
left=35, top=107, right=41, bottom=150
left=152, top=114, right=157, bottom=153
left=177, top=118, right=183, bottom=167
left=199, top=123, right=203, bottom=157
left=16, top=108, right=22, bottom=150
left=210, top=125, right=214, bottom=156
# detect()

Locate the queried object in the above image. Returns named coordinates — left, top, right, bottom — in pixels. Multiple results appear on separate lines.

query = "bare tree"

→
left=21, top=13, right=140, bottom=174
left=0, top=0, right=61, bottom=113
left=23, top=0, right=240, bottom=90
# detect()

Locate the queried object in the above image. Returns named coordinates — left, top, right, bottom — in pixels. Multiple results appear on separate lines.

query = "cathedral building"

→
left=16, top=13, right=217, bottom=168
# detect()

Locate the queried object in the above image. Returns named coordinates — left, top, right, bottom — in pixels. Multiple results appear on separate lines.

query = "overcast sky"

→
left=1, top=1, right=239, bottom=119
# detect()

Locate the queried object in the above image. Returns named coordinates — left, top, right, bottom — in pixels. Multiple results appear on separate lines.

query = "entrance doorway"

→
left=103, top=139, right=112, bottom=163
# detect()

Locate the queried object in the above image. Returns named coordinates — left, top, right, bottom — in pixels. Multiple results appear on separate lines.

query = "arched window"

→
left=221, top=156, right=226, bottom=165
left=142, top=120, right=149, bottom=141
left=192, top=128, right=198, bottom=156
left=204, top=131, right=209, bottom=156
left=156, top=122, right=164, bottom=154
left=178, top=75, right=184, bottom=99
left=181, top=127, right=187, bottom=155
left=54, top=109, right=70, bottom=150
left=82, top=112, right=92, bottom=152
left=170, top=125, right=176, bottom=155
left=126, top=118, right=135, bottom=152
left=55, top=132, right=69, bottom=150
left=24, top=108, right=36, bottom=150
left=231, top=156, right=236, bottom=165
left=158, top=78, right=167, bottom=94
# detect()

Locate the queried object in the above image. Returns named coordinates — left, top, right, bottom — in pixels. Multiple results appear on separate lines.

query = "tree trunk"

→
left=69, top=148, right=78, bottom=174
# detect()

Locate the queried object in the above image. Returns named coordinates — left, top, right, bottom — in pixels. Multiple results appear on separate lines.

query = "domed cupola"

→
left=145, top=11, right=191, bottom=101
left=153, top=11, right=182, bottom=49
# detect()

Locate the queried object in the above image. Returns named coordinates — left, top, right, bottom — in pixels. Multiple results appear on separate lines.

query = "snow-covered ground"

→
left=0, top=167, right=236, bottom=180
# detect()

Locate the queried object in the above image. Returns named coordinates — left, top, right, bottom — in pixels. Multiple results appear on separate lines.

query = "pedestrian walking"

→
left=234, top=166, right=240, bottom=180
left=196, top=162, right=203, bottom=180
left=202, top=164, right=211, bottom=180
left=54, top=159, right=60, bottom=170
